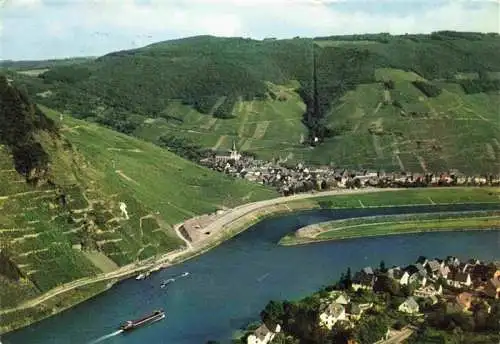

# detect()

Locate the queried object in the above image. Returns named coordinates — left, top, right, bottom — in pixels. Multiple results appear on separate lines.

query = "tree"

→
left=355, top=315, right=389, bottom=344
left=261, top=300, right=285, bottom=326
left=379, top=260, right=387, bottom=273
left=373, top=275, right=399, bottom=295
left=383, top=80, right=395, bottom=90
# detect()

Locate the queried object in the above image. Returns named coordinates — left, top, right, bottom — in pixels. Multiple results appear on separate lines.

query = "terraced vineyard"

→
left=135, top=81, right=309, bottom=162
left=0, top=81, right=277, bottom=309
left=307, top=68, right=500, bottom=173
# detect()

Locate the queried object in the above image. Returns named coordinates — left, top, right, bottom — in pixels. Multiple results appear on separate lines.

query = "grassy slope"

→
left=8, top=32, right=500, bottom=173
left=0, top=104, right=277, bottom=309
left=134, top=82, right=310, bottom=161
left=279, top=211, right=500, bottom=245
left=278, top=187, right=500, bottom=245
left=309, top=68, right=500, bottom=172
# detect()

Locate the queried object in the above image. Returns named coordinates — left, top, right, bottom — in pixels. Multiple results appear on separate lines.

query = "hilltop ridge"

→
left=5, top=31, right=500, bottom=173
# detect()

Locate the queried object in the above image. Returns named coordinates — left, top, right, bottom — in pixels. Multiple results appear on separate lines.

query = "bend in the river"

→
left=3, top=202, right=500, bottom=344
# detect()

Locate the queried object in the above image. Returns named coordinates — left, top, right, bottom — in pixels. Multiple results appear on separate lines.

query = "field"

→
left=308, top=187, right=500, bottom=209
left=279, top=210, right=500, bottom=245
left=0, top=105, right=277, bottom=310
left=134, top=82, right=309, bottom=161
left=309, top=68, right=500, bottom=173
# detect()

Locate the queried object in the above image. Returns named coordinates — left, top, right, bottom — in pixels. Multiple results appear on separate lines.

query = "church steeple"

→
left=230, top=140, right=241, bottom=161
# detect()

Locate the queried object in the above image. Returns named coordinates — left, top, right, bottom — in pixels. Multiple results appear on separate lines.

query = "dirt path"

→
left=174, top=224, right=193, bottom=251
left=106, top=148, right=142, bottom=153
left=212, top=135, right=227, bottom=150
left=252, top=121, right=270, bottom=139
left=376, top=327, right=415, bottom=344
left=115, top=170, right=139, bottom=185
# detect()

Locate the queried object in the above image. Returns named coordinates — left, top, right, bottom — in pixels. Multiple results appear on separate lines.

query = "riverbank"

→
left=2, top=187, right=499, bottom=334
left=279, top=210, right=500, bottom=246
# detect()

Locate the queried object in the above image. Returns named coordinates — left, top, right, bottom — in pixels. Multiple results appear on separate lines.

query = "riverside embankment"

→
left=1, top=187, right=498, bottom=335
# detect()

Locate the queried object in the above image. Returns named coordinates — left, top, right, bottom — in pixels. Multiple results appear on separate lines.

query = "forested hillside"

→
left=7, top=31, right=500, bottom=173
left=0, top=77, right=276, bottom=313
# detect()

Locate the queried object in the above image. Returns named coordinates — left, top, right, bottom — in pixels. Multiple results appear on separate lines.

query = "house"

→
left=428, top=294, right=439, bottom=305
left=471, top=263, right=492, bottom=285
left=352, top=270, right=375, bottom=291
left=449, top=272, right=472, bottom=288
left=334, top=294, right=350, bottom=305
left=439, top=265, right=451, bottom=279
left=404, top=264, right=426, bottom=284
left=398, top=297, right=420, bottom=314
left=493, top=261, right=500, bottom=278
left=319, top=303, right=346, bottom=329
left=414, top=284, right=443, bottom=298
left=388, top=267, right=408, bottom=285
left=455, top=292, right=473, bottom=311
left=426, top=260, right=442, bottom=277
left=247, top=323, right=281, bottom=344
left=347, top=303, right=373, bottom=320
left=446, top=256, right=461, bottom=268
left=485, top=277, right=500, bottom=299
left=420, top=276, right=428, bottom=287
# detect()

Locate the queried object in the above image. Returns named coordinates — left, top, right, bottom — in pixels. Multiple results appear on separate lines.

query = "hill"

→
left=8, top=31, right=500, bottom=173
left=0, top=77, right=277, bottom=311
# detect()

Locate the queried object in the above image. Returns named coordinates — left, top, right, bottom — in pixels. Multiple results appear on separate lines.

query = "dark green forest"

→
left=0, top=76, right=57, bottom=182
left=14, top=32, right=499, bottom=139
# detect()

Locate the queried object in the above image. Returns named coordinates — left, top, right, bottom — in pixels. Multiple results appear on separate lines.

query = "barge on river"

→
left=119, top=310, right=165, bottom=332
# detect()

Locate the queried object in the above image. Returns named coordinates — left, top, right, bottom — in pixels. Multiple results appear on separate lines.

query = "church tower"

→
left=230, top=141, right=241, bottom=161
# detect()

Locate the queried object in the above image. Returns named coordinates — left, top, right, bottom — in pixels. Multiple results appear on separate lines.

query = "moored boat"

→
left=119, top=310, right=165, bottom=332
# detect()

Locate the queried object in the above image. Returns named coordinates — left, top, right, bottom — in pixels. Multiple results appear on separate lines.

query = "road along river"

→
left=3, top=203, right=499, bottom=344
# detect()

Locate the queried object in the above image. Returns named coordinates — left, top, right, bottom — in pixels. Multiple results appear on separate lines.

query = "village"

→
left=201, top=143, right=500, bottom=195
left=243, top=256, right=500, bottom=344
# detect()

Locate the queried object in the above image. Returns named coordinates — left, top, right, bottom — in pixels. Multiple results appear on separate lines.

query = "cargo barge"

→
left=119, top=310, right=165, bottom=332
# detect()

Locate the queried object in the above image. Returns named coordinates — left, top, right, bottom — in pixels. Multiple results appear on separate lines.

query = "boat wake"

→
left=87, top=330, right=123, bottom=344
left=160, top=272, right=190, bottom=288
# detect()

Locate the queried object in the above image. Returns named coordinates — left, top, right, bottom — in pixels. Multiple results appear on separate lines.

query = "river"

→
left=3, top=204, right=500, bottom=344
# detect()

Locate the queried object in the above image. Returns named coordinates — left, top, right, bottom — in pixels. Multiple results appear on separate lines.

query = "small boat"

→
left=135, top=273, right=146, bottom=280
left=181, top=272, right=190, bottom=277
left=119, top=310, right=165, bottom=332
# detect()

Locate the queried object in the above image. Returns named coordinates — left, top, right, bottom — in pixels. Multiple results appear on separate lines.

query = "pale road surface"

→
left=377, top=327, right=415, bottom=344
left=0, top=187, right=418, bottom=315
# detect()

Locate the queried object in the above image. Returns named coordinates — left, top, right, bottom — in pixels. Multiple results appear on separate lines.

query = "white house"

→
left=319, top=303, right=346, bottom=330
left=398, top=297, right=420, bottom=314
left=247, top=323, right=281, bottom=344
left=414, top=284, right=443, bottom=298
left=334, top=294, right=350, bottom=305
left=394, top=270, right=407, bottom=285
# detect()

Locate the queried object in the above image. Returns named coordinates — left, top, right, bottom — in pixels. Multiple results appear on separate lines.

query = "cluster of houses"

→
left=245, top=256, right=499, bottom=344
left=318, top=291, right=374, bottom=330
left=349, top=256, right=500, bottom=316
left=200, top=144, right=500, bottom=195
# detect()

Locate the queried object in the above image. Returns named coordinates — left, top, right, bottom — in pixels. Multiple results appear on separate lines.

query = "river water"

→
left=3, top=204, right=500, bottom=344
